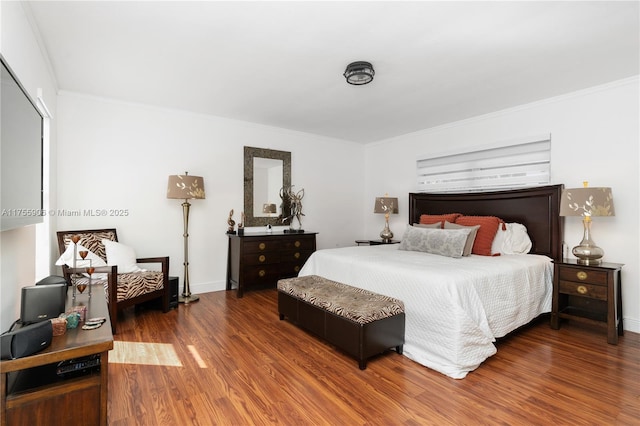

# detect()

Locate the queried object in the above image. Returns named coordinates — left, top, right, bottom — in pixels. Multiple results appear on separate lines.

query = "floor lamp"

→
left=167, top=173, right=205, bottom=303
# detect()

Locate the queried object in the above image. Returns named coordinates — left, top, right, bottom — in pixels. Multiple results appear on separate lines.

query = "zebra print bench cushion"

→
left=61, top=230, right=163, bottom=302
left=277, top=275, right=404, bottom=325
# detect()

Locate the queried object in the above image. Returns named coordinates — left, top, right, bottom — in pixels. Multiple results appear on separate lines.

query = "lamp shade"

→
left=167, top=174, right=206, bottom=200
left=560, top=187, right=614, bottom=217
left=374, top=197, right=398, bottom=214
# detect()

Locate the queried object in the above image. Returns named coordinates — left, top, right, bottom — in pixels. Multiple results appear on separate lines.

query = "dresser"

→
left=551, top=259, right=623, bottom=344
left=227, top=232, right=317, bottom=297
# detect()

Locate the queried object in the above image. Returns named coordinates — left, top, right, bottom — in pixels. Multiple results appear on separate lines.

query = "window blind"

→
left=416, top=134, right=551, bottom=193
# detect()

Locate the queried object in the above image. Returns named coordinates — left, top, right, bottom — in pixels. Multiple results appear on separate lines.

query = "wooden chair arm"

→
left=136, top=256, right=169, bottom=274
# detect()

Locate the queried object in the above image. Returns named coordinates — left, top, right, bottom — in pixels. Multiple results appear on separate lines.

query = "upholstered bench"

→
left=277, top=275, right=405, bottom=370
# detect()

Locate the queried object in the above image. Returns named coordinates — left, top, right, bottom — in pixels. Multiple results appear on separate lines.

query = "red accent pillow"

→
left=454, top=216, right=503, bottom=256
left=419, top=214, right=461, bottom=228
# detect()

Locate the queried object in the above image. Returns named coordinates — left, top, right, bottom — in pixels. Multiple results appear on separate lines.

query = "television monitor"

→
left=1, top=54, right=44, bottom=231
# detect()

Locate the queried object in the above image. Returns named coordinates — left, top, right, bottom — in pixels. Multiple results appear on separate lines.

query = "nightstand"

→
left=551, top=259, right=623, bottom=344
left=355, top=240, right=401, bottom=246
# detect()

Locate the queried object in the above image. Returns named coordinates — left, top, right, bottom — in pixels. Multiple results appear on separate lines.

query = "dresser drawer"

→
left=243, top=239, right=283, bottom=253
left=242, top=251, right=280, bottom=266
left=244, top=265, right=281, bottom=283
left=559, top=280, right=607, bottom=300
left=280, top=249, right=312, bottom=263
left=558, top=267, right=608, bottom=286
left=279, top=261, right=305, bottom=277
left=281, top=236, right=315, bottom=251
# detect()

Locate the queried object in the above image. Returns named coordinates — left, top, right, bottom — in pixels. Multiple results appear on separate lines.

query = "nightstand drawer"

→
left=559, top=280, right=607, bottom=300
left=558, top=268, right=608, bottom=286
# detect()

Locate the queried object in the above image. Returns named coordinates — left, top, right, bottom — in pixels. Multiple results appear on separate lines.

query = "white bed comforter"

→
left=298, top=244, right=553, bottom=379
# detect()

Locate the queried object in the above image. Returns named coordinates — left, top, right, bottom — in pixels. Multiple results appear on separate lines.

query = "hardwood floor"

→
left=108, top=289, right=639, bottom=425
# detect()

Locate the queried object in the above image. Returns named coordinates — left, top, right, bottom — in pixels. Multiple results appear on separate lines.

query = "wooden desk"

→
left=1, top=285, right=113, bottom=425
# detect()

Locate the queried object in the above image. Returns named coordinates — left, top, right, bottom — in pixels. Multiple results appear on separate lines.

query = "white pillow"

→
left=56, top=243, right=107, bottom=268
left=491, top=223, right=532, bottom=255
left=102, top=239, right=144, bottom=273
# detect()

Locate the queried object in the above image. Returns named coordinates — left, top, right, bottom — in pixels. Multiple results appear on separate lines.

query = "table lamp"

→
left=374, top=196, right=398, bottom=243
left=559, top=182, right=614, bottom=265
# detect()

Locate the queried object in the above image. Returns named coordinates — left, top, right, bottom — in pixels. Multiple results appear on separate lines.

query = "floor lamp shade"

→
left=167, top=173, right=205, bottom=303
left=167, top=174, right=206, bottom=200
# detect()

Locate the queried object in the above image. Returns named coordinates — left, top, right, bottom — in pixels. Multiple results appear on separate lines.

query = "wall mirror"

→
left=244, top=146, right=291, bottom=227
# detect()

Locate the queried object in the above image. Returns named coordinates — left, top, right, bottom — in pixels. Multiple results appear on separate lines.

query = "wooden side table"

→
left=551, top=259, right=623, bottom=344
left=1, top=284, right=113, bottom=425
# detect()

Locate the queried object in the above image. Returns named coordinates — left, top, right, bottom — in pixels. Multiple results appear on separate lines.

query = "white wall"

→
left=364, top=77, right=640, bottom=333
left=0, top=1, right=58, bottom=331
left=55, top=92, right=365, bottom=295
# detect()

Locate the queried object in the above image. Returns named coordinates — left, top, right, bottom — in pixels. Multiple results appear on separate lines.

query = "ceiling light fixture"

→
left=343, top=61, right=375, bottom=85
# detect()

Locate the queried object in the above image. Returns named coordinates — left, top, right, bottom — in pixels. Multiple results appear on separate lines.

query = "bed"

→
left=298, top=185, right=564, bottom=378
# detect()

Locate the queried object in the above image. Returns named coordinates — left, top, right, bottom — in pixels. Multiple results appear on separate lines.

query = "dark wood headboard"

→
left=409, top=184, right=564, bottom=260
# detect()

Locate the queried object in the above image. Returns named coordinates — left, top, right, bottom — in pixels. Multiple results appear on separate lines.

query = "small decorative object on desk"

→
left=227, top=209, right=236, bottom=234
left=65, top=312, right=81, bottom=329
left=67, top=305, right=87, bottom=323
left=238, top=212, right=245, bottom=235
left=71, top=240, right=94, bottom=298
left=51, top=317, right=67, bottom=336
left=281, top=185, right=305, bottom=233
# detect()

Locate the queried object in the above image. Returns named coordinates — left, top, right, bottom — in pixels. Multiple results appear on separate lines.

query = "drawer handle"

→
left=258, top=255, right=266, bottom=263
left=294, top=252, right=300, bottom=259
left=294, top=241, right=301, bottom=248
left=259, top=243, right=266, bottom=250
left=577, top=285, right=588, bottom=295
left=259, top=270, right=266, bottom=277
left=294, top=266, right=300, bottom=272
left=576, top=271, right=588, bottom=281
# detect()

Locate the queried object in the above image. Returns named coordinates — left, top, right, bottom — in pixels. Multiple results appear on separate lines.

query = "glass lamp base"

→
left=573, top=244, right=604, bottom=265
left=573, top=217, right=604, bottom=265
left=380, top=223, right=393, bottom=243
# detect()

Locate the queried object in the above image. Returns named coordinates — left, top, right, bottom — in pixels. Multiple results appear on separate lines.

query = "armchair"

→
left=56, top=228, right=170, bottom=334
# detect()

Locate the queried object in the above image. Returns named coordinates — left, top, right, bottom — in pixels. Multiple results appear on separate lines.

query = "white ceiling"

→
left=25, top=1, right=639, bottom=144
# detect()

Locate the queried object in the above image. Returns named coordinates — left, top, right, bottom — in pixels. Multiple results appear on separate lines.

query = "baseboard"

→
left=623, top=317, right=640, bottom=334
left=189, top=280, right=226, bottom=295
